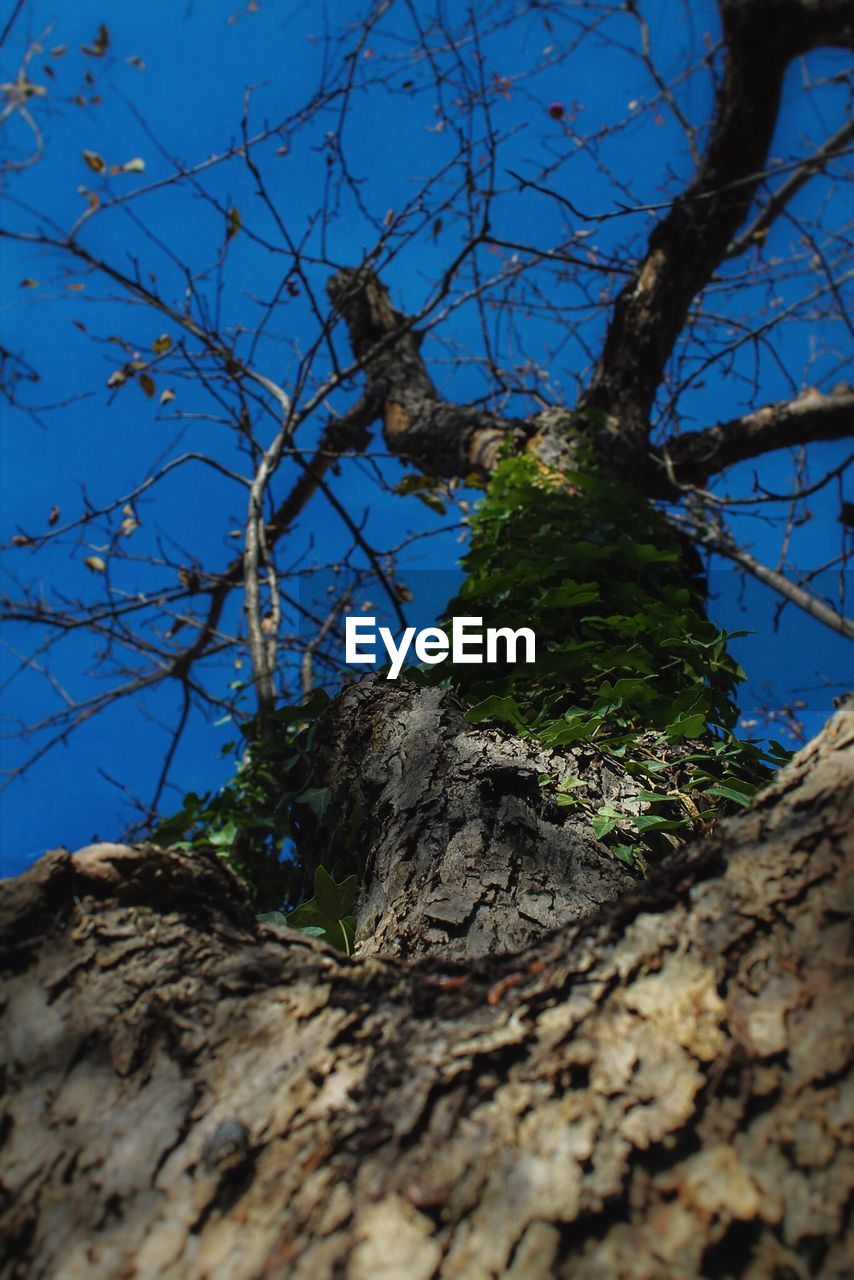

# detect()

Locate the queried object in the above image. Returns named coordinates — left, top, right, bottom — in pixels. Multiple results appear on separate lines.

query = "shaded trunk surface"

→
left=1, top=701, right=851, bottom=1279
left=306, top=677, right=637, bottom=960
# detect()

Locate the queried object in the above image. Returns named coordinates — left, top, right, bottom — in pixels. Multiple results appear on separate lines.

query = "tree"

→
left=1, top=1, right=852, bottom=1275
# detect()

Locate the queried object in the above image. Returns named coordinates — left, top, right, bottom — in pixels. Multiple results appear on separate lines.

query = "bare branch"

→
left=681, top=516, right=854, bottom=641
left=726, top=119, right=854, bottom=259
left=653, top=385, right=853, bottom=493
left=578, top=0, right=854, bottom=447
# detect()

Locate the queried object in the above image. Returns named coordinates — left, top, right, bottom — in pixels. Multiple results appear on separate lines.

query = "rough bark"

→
left=302, top=677, right=636, bottom=960
left=1, top=701, right=851, bottom=1279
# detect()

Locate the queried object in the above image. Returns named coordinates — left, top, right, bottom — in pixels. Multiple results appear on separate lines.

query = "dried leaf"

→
left=82, top=149, right=106, bottom=174
left=107, top=369, right=127, bottom=389
left=84, top=555, right=106, bottom=574
left=11, top=534, right=34, bottom=547
left=48, top=506, right=61, bottom=526
left=159, top=388, right=175, bottom=405
left=139, top=372, right=155, bottom=398
left=121, top=156, right=145, bottom=174
left=19, top=278, right=38, bottom=288
left=226, top=207, right=241, bottom=241
left=152, top=334, right=172, bottom=354
left=81, top=23, right=109, bottom=58
left=126, top=56, right=145, bottom=72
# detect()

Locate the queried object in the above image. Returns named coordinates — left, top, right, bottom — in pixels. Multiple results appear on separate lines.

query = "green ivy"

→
left=153, top=449, right=790, bottom=930
left=426, top=453, right=789, bottom=867
left=150, top=690, right=335, bottom=908
left=259, top=865, right=357, bottom=955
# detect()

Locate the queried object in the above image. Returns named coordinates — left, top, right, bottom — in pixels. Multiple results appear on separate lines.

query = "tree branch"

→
left=578, top=0, right=853, bottom=447
left=651, top=385, right=854, bottom=493
left=327, top=266, right=527, bottom=478
left=726, top=119, right=854, bottom=259
left=674, top=514, right=854, bottom=641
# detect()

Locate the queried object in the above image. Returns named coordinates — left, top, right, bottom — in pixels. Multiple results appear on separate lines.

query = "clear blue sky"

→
left=1, top=0, right=850, bottom=875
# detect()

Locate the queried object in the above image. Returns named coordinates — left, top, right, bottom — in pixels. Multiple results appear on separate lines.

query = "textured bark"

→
left=303, top=677, right=636, bottom=960
left=1, top=703, right=851, bottom=1279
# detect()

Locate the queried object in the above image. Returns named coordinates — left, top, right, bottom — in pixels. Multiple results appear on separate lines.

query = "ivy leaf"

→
left=704, top=784, right=753, bottom=808
left=631, top=813, right=684, bottom=833
left=286, top=866, right=358, bottom=954
left=465, top=695, right=525, bottom=728
left=313, top=865, right=357, bottom=918
left=207, top=820, right=238, bottom=848
left=257, top=910, right=289, bottom=927
left=415, top=492, right=446, bottom=515
left=666, top=713, right=707, bottom=741
left=592, top=803, right=624, bottom=840
left=395, top=473, right=437, bottom=495
left=295, top=786, right=331, bottom=820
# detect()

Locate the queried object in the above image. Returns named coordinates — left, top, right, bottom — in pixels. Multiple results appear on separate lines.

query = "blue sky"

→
left=1, top=0, right=851, bottom=875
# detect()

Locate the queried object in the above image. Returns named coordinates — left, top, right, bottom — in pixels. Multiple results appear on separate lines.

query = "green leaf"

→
left=538, top=582, right=600, bottom=609
left=258, top=910, right=289, bottom=926
left=631, top=813, right=685, bottom=833
left=666, top=712, right=707, bottom=741
left=285, top=866, right=358, bottom=954
left=313, top=864, right=357, bottom=917
left=704, top=784, right=753, bottom=808
left=295, top=786, right=331, bottom=820
left=415, top=491, right=446, bottom=515
left=592, top=813, right=620, bottom=840
left=395, top=473, right=438, bottom=495
left=465, top=695, right=525, bottom=727
left=207, top=820, right=238, bottom=848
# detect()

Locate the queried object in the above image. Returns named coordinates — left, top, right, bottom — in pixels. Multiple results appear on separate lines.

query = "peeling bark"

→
left=1, top=703, right=851, bottom=1279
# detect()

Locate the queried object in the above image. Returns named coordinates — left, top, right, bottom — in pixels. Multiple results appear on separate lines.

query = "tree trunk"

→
left=2, top=698, right=851, bottom=1279
left=303, top=676, right=636, bottom=960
